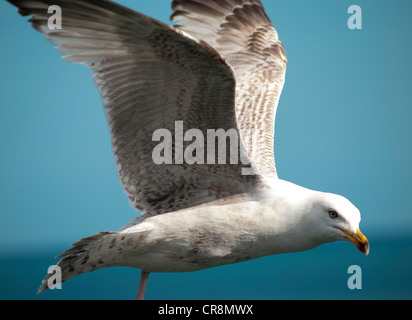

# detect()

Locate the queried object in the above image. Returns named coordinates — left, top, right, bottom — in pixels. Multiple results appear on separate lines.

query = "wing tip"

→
left=7, top=0, right=32, bottom=16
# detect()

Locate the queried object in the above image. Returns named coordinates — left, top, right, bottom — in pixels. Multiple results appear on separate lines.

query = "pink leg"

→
left=135, top=271, right=150, bottom=300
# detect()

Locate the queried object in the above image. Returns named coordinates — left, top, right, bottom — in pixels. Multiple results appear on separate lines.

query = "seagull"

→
left=8, top=0, right=369, bottom=300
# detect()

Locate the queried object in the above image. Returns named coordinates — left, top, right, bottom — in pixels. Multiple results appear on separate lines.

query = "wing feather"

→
left=8, top=0, right=261, bottom=215
left=171, top=0, right=288, bottom=177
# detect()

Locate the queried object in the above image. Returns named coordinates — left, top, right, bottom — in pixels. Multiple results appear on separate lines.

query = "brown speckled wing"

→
left=172, top=0, right=288, bottom=177
left=8, top=0, right=262, bottom=215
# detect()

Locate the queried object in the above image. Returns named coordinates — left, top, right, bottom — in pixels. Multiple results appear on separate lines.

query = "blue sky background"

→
left=1, top=0, right=412, bottom=299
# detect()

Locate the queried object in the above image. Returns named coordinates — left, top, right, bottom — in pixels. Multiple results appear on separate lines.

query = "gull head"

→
left=302, top=192, right=369, bottom=255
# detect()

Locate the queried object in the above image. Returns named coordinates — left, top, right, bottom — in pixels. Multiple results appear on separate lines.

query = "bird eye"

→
left=328, top=210, right=339, bottom=219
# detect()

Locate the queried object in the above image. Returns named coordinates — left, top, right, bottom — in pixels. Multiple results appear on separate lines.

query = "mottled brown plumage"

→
left=172, top=0, right=287, bottom=177
left=8, top=0, right=285, bottom=217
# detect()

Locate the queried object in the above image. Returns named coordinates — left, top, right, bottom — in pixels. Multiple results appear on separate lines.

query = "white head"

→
left=300, top=192, right=369, bottom=255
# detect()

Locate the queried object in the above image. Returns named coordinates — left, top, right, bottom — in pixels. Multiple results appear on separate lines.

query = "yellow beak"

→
left=341, top=228, right=370, bottom=255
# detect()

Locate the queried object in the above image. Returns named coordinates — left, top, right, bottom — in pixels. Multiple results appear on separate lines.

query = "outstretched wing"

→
left=171, top=0, right=287, bottom=177
left=8, top=0, right=262, bottom=215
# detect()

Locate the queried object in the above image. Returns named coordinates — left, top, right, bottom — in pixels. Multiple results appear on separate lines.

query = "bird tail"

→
left=37, top=231, right=116, bottom=294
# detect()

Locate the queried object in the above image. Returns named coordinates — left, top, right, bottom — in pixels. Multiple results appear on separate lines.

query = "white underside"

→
left=107, top=180, right=323, bottom=273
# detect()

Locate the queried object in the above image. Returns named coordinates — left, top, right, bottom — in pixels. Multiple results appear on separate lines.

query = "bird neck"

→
left=254, top=179, right=323, bottom=255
